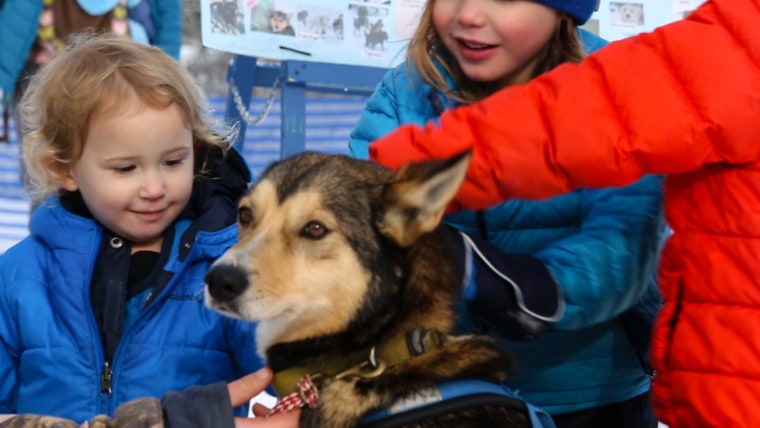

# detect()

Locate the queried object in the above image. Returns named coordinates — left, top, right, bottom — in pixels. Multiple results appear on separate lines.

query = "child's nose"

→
left=139, top=170, right=167, bottom=199
left=456, top=0, right=488, bottom=26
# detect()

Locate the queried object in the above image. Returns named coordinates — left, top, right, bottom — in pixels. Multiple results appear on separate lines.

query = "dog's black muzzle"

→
left=205, top=264, right=249, bottom=302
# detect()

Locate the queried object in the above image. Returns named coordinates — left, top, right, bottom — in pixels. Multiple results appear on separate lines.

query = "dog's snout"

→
left=205, top=264, right=249, bottom=302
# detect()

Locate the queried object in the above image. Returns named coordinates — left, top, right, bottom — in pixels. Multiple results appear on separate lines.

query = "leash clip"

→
left=335, top=347, right=387, bottom=380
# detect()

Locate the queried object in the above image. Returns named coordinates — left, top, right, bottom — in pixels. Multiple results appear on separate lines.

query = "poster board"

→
left=201, top=0, right=708, bottom=69
left=201, top=0, right=419, bottom=69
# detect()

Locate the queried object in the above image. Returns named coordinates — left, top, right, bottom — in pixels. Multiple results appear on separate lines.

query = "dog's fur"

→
left=205, top=152, right=528, bottom=427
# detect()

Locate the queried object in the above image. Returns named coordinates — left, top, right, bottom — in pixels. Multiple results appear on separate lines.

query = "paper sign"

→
left=202, top=0, right=709, bottom=68
left=202, top=0, right=410, bottom=68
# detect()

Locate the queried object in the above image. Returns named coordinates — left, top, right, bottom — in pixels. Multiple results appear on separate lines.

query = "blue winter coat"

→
left=348, top=30, right=666, bottom=414
left=0, top=147, right=261, bottom=422
left=0, top=0, right=182, bottom=95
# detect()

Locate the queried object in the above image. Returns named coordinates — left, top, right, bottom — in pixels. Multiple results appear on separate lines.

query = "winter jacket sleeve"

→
left=538, top=175, right=665, bottom=330
left=0, top=398, right=164, bottom=428
left=347, top=67, right=404, bottom=159
left=0, top=271, right=18, bottom=414
left=218, top=317, right=264, bottom=412
left=0, top=1, right=43, bottom=95
left=0, top=345, right=15, bottom=414
left=368, top=0, right=760, bottom=208
left=161, top=382, right=234, bottom=428
left=227, top=317, right=264, bottom=377
left=450, top=175, right=665, bottom=332
left=149, top=0, right=182, bottom=60
left=0, top=386, right=234, bottom=428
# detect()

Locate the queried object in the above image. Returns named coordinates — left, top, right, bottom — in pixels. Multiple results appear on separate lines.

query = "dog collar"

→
left=271, top=329, right=446, bottom=398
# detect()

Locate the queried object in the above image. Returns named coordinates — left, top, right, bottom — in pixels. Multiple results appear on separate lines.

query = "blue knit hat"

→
left=535, top=0, right=599, bottom=24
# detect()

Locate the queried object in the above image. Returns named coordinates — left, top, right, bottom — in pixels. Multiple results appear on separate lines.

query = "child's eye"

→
left=165, top=159, right=185, bottom=167
left=114, top=165, right=136, bottom=173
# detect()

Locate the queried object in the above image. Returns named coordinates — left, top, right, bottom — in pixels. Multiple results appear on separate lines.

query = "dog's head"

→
left=204, top=151, right=470, bottom=351
left=269, top=10, right=291, bottom=32
left=619, top=3, right=643, bottom=24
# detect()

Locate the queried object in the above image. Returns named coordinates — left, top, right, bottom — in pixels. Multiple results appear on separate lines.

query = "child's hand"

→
left=230, top=368, right=301, bottom=428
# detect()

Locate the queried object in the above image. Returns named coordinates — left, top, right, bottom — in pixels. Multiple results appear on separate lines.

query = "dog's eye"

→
left=238, top=207, right=254, bottom=226
left=301, top=221, right=329, bottom=240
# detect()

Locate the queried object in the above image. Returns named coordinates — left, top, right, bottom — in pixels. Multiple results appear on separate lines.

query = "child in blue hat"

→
left=349, top=0, right=662, bottom=427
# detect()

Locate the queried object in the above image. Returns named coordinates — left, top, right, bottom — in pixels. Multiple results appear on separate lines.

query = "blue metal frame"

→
left=224, top=54, right=388, bottom=157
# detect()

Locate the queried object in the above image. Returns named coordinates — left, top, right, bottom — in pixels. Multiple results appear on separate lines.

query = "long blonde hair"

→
left=406, top=2, right=586, bottom=104
left=19, top=34, right=231, bottom=200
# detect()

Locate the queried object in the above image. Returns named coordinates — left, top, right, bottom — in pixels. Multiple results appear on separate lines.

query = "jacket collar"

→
left=28, top=145, right=251, bottom=258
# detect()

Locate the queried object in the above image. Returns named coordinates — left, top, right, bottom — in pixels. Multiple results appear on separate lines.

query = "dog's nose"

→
left=205, top=264, right=249, bottom=302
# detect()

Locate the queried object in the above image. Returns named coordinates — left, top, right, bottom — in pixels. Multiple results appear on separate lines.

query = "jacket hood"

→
left=183, top=145, right=251, bottom=235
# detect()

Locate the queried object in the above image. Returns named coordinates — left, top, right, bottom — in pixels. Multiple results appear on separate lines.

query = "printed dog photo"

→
left=209, top=0, right=245, bottom=34
left=267, top=10, right=296, bottom=36
left=205, top=152, right=531, bottom=427
left=610, top=2, right=645, bottom=26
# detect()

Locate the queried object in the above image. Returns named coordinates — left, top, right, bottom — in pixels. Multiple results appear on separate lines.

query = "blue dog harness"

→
left=359, top=379, right=556, bottom=428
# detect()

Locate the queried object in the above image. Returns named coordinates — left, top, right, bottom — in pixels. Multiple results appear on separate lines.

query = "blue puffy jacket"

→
left=348, top=30, right=666, bottom=415
left=0, top=147, right=261, bottom=423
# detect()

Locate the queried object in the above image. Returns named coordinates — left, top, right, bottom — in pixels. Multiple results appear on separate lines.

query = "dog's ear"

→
left=379, top=151, right=471, bottom=247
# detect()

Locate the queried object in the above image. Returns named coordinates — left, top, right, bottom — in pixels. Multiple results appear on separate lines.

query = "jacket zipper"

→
left=86, top=232, right=112, bottom=415
left=100, top=361, right=113, bottom=394
left=100, top=360, right=114, bottom=415
left=99, top=360, right=113, bottom=415
left=663, top=278, right=684, bottom=366
left=94, top=235, right=189, bottom=414
left=99, top=282, right=169, bottom=412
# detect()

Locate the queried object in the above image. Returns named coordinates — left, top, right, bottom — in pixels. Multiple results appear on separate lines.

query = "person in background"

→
left=0, top=0, right=182, bottom=208
left=368, top=0, right=760, bottom=426
left=348, top=0, right=665, bottom=426
left=0, top=35, right=260, bottom=424
left=0, top=0, right=182, bottom=96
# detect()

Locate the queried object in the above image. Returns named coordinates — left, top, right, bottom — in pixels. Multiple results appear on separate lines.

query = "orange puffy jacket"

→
left=369, top=0, right=760, bottom=426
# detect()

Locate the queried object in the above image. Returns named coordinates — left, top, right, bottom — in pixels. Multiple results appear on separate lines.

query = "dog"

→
left=310, top=15, right=330, bottom=37
left=365, top=19, right=388, bottom=51
left=204, top=152, right=531, bottom=427
left=611, top=2, right=644, bottom=25
left=333, top=14, right=344, bottom=38
left=209, top=0, right=244, bottom=34
left=268, top=10, right=295, bottom=36
left=297, top=10, right=309, bottom=26
left=353, top=5, right=369, bottom=36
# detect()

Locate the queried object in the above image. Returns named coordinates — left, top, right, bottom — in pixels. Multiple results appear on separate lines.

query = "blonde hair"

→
left=19, top=34, right=231, bottom=200
left=406, top=3, right=586, bottom=104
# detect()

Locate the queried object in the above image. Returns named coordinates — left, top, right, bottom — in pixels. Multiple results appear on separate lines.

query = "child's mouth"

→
left=458, top=39, right=495, bottom=50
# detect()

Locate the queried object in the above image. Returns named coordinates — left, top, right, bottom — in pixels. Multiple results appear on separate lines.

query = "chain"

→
left=227, top=71, right=281, bottom=126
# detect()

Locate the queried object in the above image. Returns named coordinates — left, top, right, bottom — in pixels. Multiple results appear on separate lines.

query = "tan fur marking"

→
left=226, top=182, right=371, bottom=346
